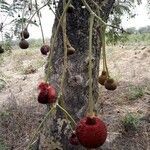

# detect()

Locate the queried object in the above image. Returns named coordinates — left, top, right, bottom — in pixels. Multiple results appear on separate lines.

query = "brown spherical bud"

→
left=28, top=3, right=32, bottom=11
left=104, top=78, right=117, bottom=90
left=67, top=4, right=75, bottom=13
left=98, top=71, right=107, bottom=85
left=20, top=28, right=29, bottom=39
left=19, top=39, right=29, bottom=49
left=0, top=45, right=4, bottom=53
left=67, top=46, right=75, bottom=55
left=40, top=45, right=51, bottom=55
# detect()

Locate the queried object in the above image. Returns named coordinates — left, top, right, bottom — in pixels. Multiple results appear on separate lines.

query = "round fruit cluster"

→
left=37, top=82, right=107, bottom=149
left=38, top=82, right=57, bottom=104
left=69, top=116, right=107, bottom=148
left=98, top=71, right=117, bottom=90
left=19, top=28, right=30, bottom=49
left=19, top=28, right=51, bottom=55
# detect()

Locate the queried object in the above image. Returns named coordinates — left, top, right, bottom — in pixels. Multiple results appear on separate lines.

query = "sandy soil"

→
left=0, top=45, right=149, bottom=150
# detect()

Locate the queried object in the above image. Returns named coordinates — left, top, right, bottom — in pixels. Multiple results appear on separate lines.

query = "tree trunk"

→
left=39, top=0, right=115, bottom=149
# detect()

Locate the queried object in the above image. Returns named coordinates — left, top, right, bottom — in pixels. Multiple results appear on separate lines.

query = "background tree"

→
left=106, top=0, right=142, bottom=44
left=0, top=0, right=38, bottom=50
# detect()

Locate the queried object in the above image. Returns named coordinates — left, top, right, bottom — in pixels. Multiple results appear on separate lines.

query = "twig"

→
left=58, top=0, right=68, bottom=107
left=81, top=0, right=124, bottom=31
left=45, top=0, right=72, bottom=82
left=90, top=0, right=101, bottom=10
left=48, top=4, right=72, bottom=48
left=34, top=0, right=45, bottom=44
left=21, top=0, right=26, bottom=37
left=101, top=26, right=109, bottom=77
left=26, top=0, right=51, bottom=29
left=57, top=104, right=76, bottom=125
left=26, top=105, right=56, bottom=150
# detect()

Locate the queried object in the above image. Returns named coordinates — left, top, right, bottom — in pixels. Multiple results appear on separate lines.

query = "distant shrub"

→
left=122, top=112, right=139, bottom=132
left=0, top=138, right=8, bottom=150
left=128, top=86, right=144, bottom=101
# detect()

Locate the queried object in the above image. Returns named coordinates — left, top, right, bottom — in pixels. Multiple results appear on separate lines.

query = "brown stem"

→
left=21, top=0, right=26, bottom=39
left=26, top=106, right=56, bottom=150
left=101, top=26, right=110, bottom=77
left=45, top=0, right=72, bottom=82
left=26, top=0, right=51, bottom=29
left=48, top=4, right=72, bottom=48
left=88, top=13, right=95, bottom=116
left=81, top=0, right=124, bottom=31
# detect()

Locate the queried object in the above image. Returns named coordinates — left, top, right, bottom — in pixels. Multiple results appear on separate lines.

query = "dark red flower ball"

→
left=47, top=85, right=57, bottom=103
left=40, top=45, right=51, bottom=55
left=104, top=78, right=117, bottom=91
left=69, top=132, right=80, bottom=146
left=38, top=82, right=57, bottom=104
left=38, top=82, right=49, bottom=91
left=19, top=39, right=29, bottom=49
left=76, top=116, right=107, bottom=148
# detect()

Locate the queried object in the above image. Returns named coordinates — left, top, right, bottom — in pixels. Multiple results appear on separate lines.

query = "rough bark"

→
left=39, top=0, right=115, bottom=150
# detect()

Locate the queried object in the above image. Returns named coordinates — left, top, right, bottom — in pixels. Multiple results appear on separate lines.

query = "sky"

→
left=121, top=0, right=150, bottom=29
left=28, top=6, right=55, bottom=39
left=0, top=0, right=150, bottom=40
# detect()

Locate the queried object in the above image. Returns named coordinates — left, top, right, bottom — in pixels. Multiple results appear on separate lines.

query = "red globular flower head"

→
left=40, top=45, right=51, bottom=55
left=47, top=85, right=57, bottom=103
left=75, top=116, right=107, bottom=149
left=38, top=82, right=49, bottom=91
left=37, top=82, right=57, bottom=104
left=38, top=90, right=48, bottom=104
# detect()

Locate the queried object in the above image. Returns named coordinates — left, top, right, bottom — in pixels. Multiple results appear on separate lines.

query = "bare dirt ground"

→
left=0, top=45, right=149, bottom=150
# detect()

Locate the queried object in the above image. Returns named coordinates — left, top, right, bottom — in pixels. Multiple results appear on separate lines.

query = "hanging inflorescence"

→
left=22, top=0, right=120, bottom=149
